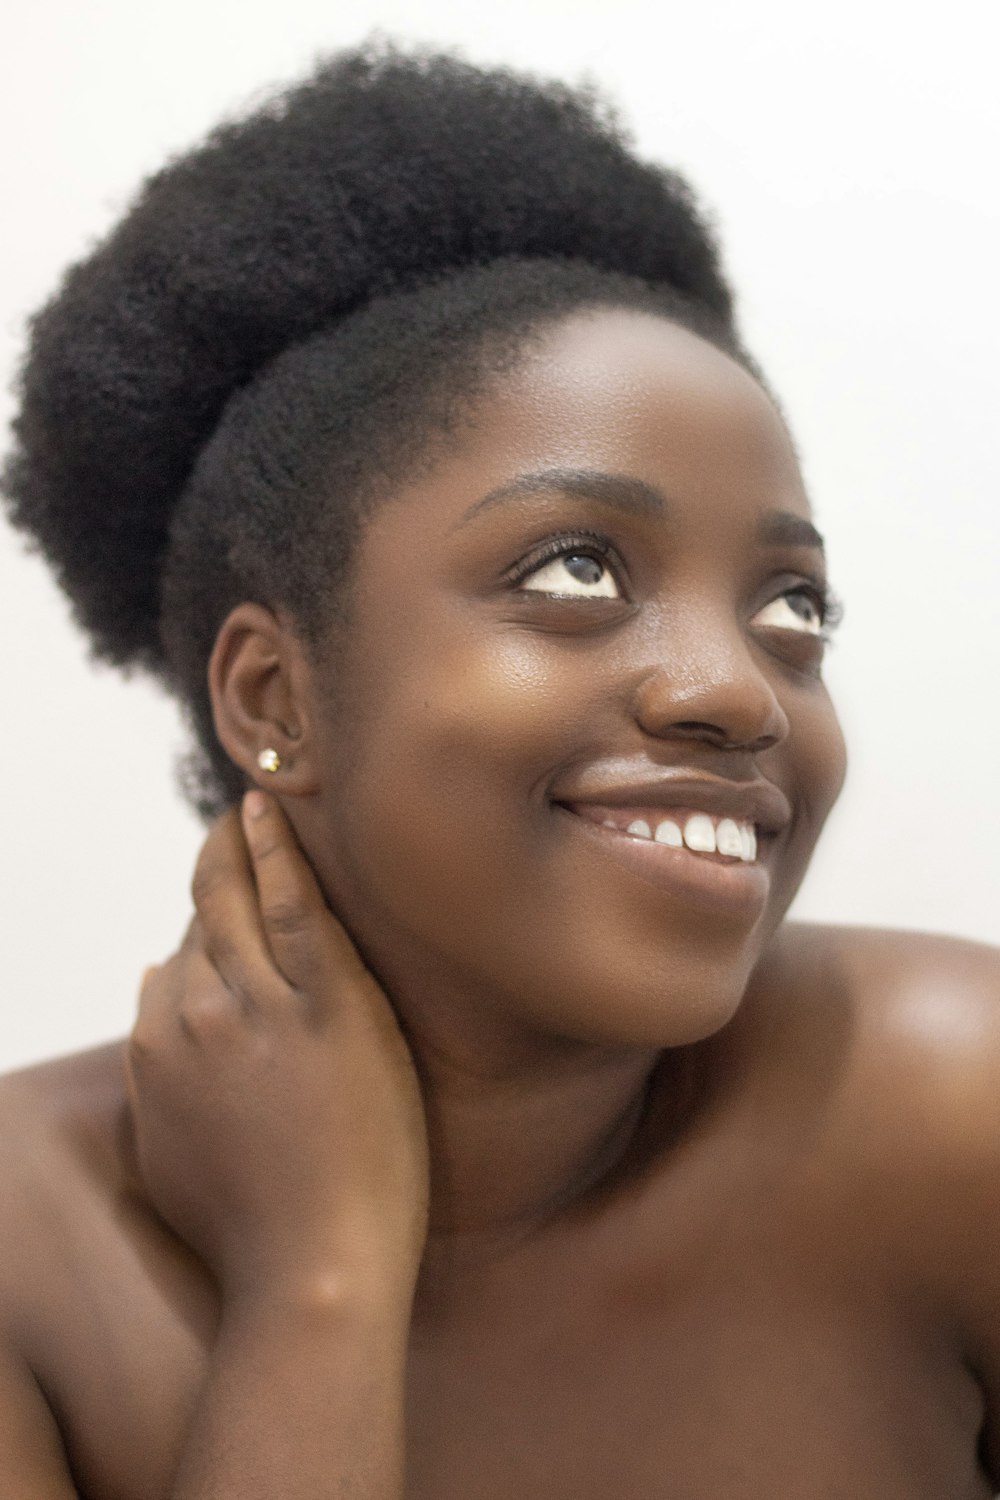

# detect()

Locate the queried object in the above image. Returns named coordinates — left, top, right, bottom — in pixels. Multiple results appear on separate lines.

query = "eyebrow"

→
left=458, top=468, right=666, bottom=525
left=458, top=466, right=825, bottom=552
left=756, top=510, right=825, bottom=552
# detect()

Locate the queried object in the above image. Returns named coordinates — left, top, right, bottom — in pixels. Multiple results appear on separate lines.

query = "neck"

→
left=419, top=1042, right=659, bottom=1236
left=387, top=978, right=694, bottom=1298
left=304, top=820, right=701, bottom=1282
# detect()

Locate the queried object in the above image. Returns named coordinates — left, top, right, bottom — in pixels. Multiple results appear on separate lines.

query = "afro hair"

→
left=2, top=41, right=747, bottom=812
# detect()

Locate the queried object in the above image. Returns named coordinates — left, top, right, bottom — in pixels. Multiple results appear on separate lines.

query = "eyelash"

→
left=508, top=532, right=845, bottom=642
left=779, top=580, right=844, bottom=645
left=506, top=530, right=620, bottom=589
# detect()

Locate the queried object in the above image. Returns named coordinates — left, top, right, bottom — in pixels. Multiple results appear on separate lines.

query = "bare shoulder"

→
left=796, top=918, right=1000, bottom=996
left=761, top=920, right=1000, bottom=1149
left=0, top=1044, right=132, bottom=1320
left=788, top=923, right=1000, bottom=1451
left=0, top=1047, right=215, bottom=1497
left=774, top=919, right=1000, bottom=1091
left=0, top=1041, right=130, bottom=1174
left=758, top=921, right=1000, bottom=1309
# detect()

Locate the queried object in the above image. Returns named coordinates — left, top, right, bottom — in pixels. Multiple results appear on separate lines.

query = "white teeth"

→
left=683, top=814, right=716, bottom=854
left=715, top=818, right=743, bottom=858
left=607, top=811, right=758, bottom=861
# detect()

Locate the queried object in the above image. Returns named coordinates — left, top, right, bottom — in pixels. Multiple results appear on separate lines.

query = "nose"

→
left=631, top=618, right=790, bottom=754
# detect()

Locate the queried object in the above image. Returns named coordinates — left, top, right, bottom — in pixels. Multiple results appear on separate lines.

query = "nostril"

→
left=668, top=722, right=781, bottom=753
left=632, top=669, right=789, bottom=751
left=671, top=722, right=730, bottom=744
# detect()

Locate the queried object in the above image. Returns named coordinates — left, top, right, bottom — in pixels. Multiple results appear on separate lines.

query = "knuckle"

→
left=248, top=828, right=285, bottom=868
left=179, top=988, right=239, bottom=1042
left=198, top=920, right=240, bottom=975
left=262, top=894, right=311, bottom=942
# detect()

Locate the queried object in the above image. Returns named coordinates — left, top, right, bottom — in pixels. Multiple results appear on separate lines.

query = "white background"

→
left=1, top=0, right=997, bottom=1072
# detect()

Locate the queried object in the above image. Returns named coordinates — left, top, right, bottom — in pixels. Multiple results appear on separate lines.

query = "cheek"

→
left=767, top=685, right=847, bottom=914
left=322, top=622, right=572, bottom=895
left=319, top=634, right=767, bottom=1046
left=351, top=618, right=592, bottom=790
left=312, top=595, right=849, bottom=1047
left=799, top=688, right=848, bottom=828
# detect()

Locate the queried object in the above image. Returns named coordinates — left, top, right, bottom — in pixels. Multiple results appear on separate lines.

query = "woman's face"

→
left=300, top=308, right=847, bottom=1051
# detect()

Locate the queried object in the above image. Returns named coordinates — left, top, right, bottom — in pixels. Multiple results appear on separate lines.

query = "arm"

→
left=0, top=1284, right=409, bottom=1500
left=124, top=792, right=430, bottom=1499
left=0, top=1341, right=79, bottom=1498
left=169, top=1286, right=410, bottom=1499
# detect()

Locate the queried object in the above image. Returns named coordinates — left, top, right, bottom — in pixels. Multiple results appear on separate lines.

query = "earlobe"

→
left=208, top=603, right=321, bottom=796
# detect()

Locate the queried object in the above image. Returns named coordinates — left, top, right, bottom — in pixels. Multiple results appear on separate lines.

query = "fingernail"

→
left=244, top=789, right=268, bottom=821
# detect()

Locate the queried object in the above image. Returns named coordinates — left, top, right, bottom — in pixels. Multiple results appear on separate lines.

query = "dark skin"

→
left=1, top=307, right=999, bottom=1498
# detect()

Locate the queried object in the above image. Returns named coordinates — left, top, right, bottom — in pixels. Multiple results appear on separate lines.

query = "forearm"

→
left=169, top=1283, right=412, bottom=1500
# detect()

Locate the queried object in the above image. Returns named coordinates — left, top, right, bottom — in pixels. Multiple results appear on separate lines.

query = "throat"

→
left=415, top=1045, right=692, bottom=1278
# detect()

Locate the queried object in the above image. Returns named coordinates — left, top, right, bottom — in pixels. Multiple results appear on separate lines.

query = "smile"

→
left=555, top=803, right=773, bottom=916
left=569, top=804, right=758, bottom=863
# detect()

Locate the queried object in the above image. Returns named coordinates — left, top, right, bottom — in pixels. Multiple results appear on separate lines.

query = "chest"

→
left=44, top=1220, right=987, bottom=1500
left=401, top=1260, right=986, bottom=1500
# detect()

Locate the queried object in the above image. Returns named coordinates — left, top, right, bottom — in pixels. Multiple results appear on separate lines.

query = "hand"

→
left=125, top=792, right=430, bottom=1308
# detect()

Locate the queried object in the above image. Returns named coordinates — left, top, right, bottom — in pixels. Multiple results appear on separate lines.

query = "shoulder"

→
left=0, top=1044, right=132, bottom=1324
left=0, top=1041, right=130, bottom=1173
left=772, top=916, right=1000, bottom=998
left=750, top=925, right=1000, bottom=1457
left=759, top=922, right=1000, bottom=1300
left=762, top=920, right=1000, bottom=1159
left=809, top=918, right=1000, bottom=994
left=776, top=919, right=1000, bottom=1099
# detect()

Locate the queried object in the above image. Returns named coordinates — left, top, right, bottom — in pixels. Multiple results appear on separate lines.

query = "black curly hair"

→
left=2, top=42, right=756, bottom=816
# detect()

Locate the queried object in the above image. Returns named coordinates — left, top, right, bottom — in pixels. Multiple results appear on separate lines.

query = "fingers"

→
left=189, top=809, right=282, bottom=1009
left=132, top=945, right=230, bottom=1051
left=241, top=790, right=373, bottom=999
left=184, top=790, right=375, bottom=1023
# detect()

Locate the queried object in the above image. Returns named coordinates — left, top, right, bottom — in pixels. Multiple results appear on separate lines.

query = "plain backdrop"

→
left=1, top=0, right=998, bottom=1072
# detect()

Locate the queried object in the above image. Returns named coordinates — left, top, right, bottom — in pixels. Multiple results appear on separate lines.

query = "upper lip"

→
left=552, top=773, right=792, bottom=836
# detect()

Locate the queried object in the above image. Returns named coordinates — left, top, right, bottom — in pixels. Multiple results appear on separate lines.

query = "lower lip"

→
left=555, top=807, right=771, bottom=918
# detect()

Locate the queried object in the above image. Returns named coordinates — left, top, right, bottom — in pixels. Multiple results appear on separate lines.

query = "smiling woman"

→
left=1, top=39, right=999, bottom=1500
left=293, top=305, right=846, bottom=1059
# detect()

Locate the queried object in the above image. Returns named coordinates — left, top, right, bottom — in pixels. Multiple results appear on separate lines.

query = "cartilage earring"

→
left=257, top=748, right=281, bottom=773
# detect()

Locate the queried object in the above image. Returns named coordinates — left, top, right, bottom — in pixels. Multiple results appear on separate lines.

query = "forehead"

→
left=376, top=306, right=809, bottom=543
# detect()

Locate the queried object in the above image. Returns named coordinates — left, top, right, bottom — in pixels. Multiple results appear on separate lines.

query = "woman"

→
left=1, top=42, right=998, bottom=1499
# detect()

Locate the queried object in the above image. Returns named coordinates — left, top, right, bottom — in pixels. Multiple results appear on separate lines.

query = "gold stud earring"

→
left=257, top=748, right=281, bottom=774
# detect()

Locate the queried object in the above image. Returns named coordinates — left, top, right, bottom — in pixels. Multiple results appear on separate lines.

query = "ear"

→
left=208, top=603, right=321, bottom=797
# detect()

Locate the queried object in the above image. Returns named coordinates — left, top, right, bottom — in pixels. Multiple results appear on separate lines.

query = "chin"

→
left=496, top=932, right=764, bottom=1052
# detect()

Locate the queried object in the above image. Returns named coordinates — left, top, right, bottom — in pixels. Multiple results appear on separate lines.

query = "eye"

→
left=517, top=548, right=622, bottom=599
left=751, top=588, right=825, bottom=635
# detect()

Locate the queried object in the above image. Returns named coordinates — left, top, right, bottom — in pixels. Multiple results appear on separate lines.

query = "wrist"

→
left=220, top=1260, right=419, bottom=1330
